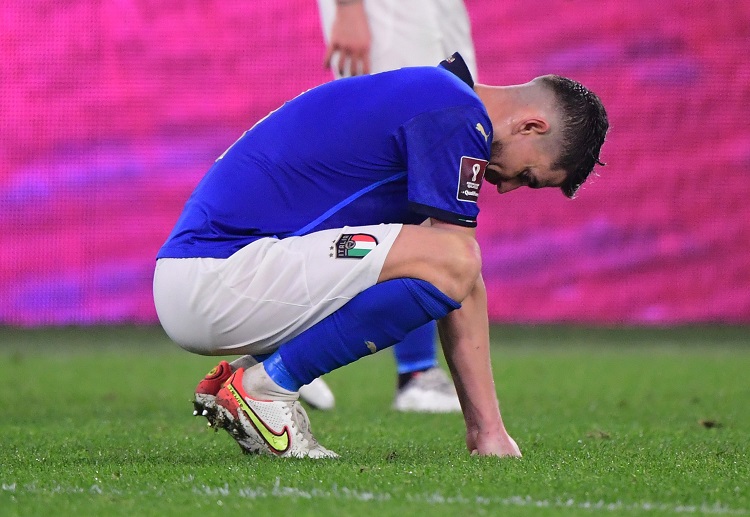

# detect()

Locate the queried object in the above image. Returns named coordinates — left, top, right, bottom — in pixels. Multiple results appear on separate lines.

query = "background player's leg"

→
left=393, top=323, right=438, bottom=375
left=391, top=322, right=462, bottom=413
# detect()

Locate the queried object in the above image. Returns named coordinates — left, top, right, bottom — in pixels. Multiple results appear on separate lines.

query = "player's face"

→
left=484, top=139, right=567, bottom=194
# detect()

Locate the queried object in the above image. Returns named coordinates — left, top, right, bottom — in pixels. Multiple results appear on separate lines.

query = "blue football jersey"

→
left=158, top=54, right=492, bottom=259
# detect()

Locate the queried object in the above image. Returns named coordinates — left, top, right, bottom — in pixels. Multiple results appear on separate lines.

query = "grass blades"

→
left=0, top=325, right=748, bottom=516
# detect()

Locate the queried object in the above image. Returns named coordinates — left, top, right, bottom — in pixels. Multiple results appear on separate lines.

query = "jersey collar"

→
left=438, top=52, right=474, bottom=89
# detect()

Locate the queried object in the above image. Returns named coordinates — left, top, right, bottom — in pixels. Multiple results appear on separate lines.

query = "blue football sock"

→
left=262, top=352, right=299, bottom=392
left=393, top=322, right=438, bottom=374
left=263, top=278, right=461, bottom=391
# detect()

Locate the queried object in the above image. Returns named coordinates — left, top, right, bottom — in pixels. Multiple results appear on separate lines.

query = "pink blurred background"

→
left=1, top=1, right=749, bottom=326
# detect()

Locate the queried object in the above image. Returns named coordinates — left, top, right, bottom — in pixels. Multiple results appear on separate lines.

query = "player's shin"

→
left=264, top=278, right=461, bottom=391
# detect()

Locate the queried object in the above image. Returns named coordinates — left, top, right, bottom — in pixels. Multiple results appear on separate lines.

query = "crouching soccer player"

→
left=153, top=53, right=608, bottom=458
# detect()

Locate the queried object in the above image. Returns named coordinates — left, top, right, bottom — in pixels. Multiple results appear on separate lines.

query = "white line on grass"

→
left=2, top=479, right=747, bottom=515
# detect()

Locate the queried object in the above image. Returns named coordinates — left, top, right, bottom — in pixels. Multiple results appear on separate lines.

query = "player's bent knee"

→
left=380, top=226, right=481, bottom=301
left=442, top=232, right=482, bottom=299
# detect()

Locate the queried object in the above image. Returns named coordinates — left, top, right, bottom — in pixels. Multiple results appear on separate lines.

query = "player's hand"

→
left=323, top=0, right=371, bottom=77
left=467, top=428, right=522, bottom=458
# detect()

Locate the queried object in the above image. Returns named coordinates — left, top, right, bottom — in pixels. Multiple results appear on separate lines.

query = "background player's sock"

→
left=393, top=322, right=439, bottom=375
left=263, top=278, right=461, bottom=391
left=397, top=369, right=432, bottom=389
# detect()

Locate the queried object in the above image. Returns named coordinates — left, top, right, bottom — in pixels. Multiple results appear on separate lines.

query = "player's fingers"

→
left=338, top=51, right=348, bottom=77
left=361, top=52, right=371, bottom=75
left=354, top=36, right=370, bottom=73
left=347, top=49, right=367, bottom=76
left=323, top=45, right=335, bottom=69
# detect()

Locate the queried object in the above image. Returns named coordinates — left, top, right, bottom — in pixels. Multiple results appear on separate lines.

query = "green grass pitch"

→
left=1, top=325, right=748, bottom=516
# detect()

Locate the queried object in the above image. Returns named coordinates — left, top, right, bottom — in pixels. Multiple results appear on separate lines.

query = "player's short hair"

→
left=539, top=75, right=609, bottom=198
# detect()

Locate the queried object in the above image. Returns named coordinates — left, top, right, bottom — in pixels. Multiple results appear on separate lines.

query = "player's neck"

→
left=474, top=84, right=522, bottom=137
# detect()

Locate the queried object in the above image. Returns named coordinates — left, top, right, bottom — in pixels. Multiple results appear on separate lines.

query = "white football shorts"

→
left=153, top=224, right=402, bottom=356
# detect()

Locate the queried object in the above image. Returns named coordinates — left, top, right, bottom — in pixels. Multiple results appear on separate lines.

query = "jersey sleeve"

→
left=397, top=105, right=492, bottom=227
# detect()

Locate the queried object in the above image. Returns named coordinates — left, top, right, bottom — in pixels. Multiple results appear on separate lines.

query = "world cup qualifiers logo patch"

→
left=334, top=233, right=378, bottom=258
left=457, top=156, right=488, bottom=203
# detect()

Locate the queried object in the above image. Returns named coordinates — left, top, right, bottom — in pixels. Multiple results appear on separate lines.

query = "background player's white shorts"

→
left=318, top=0, right=477, bottom=79
left=153, top=224, right=402, bottom=356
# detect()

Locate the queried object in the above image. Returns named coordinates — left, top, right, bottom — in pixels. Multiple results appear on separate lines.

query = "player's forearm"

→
left=438, top=276, right=504, bottom=435
left=439, top=276, right=520, bottom=457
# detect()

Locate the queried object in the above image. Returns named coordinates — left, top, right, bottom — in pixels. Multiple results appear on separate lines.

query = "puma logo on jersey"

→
left=475, top=123, right=490, bottom=142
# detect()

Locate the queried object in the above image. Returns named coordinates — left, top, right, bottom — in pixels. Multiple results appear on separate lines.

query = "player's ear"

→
left=513, top=117, right=550, bottom=136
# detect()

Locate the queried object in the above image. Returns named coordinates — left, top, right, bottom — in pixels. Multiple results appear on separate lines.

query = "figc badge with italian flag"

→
left=335, top=233, right=378, bottom=259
